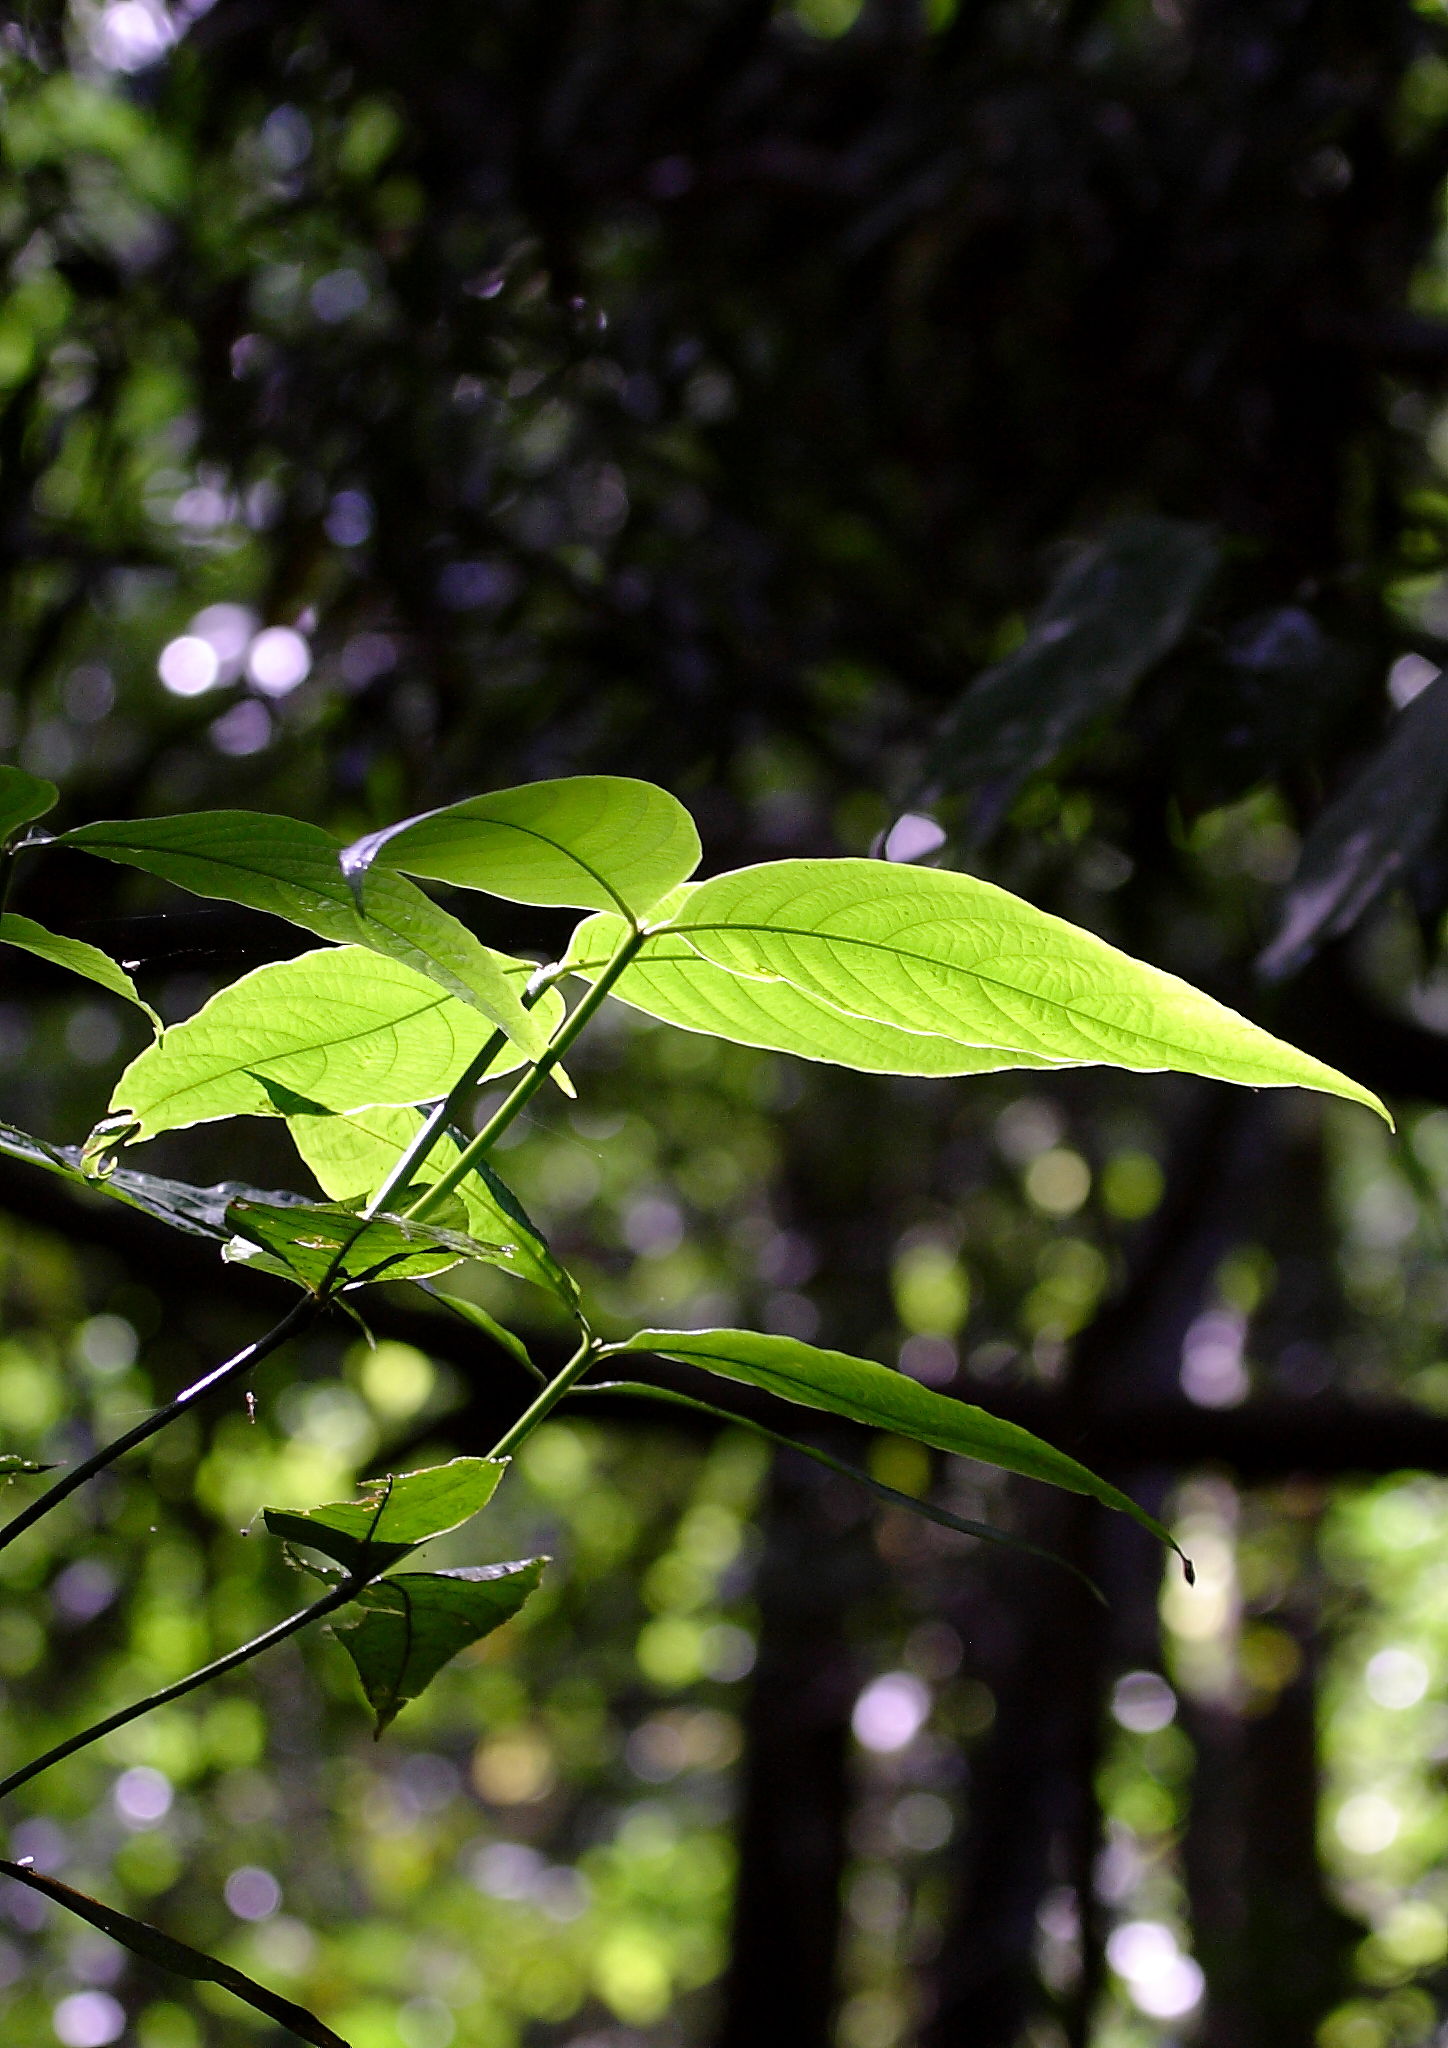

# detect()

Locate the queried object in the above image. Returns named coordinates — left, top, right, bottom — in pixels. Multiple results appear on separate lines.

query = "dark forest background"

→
left=6, top=3, right=1448, bottom=2047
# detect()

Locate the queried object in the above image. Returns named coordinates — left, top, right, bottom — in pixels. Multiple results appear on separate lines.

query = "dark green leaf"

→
left=333, top=1560, right=545, bottom=1732
left=262, top=1457, right=507, bottom=1571
left=224, top=1197, right=516, bottom=1291
left=342, top=775, right=701, bottom=921
left=0, top=765, right=58, bottom=846
left=1260, top=673, right=1448, bottom=979
left=422, top=1285, right=542, bottom=1380
left=920, top=515, right=1218, bottom=839
left=605, top=1327, right=1190, bottom=1570
left=0, top=912, right=158, bottom=1019
left=58, top=811, right=549, bottom=1058
left=0, top=1860, right=350, bottom=2047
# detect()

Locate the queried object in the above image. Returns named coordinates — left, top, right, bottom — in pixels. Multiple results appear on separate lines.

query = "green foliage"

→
left=333, top=1560, right=546, bottom=1733
left=262, top=1458, right=509, bottom=1571
left=224, top=1196, right=515, bottom=1291
left=0, top=912, right=157, bottom=1019
left=0, top=764, right=56, bottom=845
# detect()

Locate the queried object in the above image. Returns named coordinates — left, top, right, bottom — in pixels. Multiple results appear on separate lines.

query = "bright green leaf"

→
left=333, top=1560, right=545, bottom=1733
left=645, top=859, right=1386, bottom=1118
left=605, top=1327, right=1189, bottom=1565
left=224, top=1196, right=518, bottom=1292
left=0, top=1453, right=53, bottom=1477
left=342, top=775, right=701, bottom=921
left=0, top=913, right=158, bottom=1020
left=288, top=1101, right=578, bottom=1307
left=0, top=765, right=57, bottom=846
left=262, top=1458, right=507, bottom=1572
left=104, top=946, right=559, bottom=1145
left=58, top=810, right=549, bottom=1058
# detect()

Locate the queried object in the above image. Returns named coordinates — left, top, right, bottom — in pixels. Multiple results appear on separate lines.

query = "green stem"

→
left=406, top=930, right=644, bottom=1224
left=488, top=1335, right=599, bottom=1458
left=0, top=1575, right=359, bottom=1802
left=363, top=1029, right=508, bottom=1220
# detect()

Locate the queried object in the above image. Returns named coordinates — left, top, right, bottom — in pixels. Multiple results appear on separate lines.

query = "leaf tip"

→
left=1181, top=1553, right=1196, bottom=1588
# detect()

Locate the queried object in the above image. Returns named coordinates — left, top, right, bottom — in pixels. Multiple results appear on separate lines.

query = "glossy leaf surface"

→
left=656, top=859, right=1386, bottom=1117
left=224, top=1196, right=516, bottom=1291
left=333, top=1560, right=545, bottom=1733
left=60, top=810, right=548, bottom=1056
left=0, top=912, right=157, bottom=1019
left=262, top=1458, right=507, bottom=1572
left=0, top=1860, right=349, bottom=2046
left=106, top=946, right=556, bottom=1144
left=607, top=1328, right=1186, bottom=1561
left=343, top=774, right=700, bottom=920
left=0, top=765, right=58, bottom=845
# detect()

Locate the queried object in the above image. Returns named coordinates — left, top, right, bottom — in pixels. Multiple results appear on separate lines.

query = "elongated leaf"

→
left=225, top=1196, right=518, bottom=1291
left=650, top=859, right=1386, bottom=1118
left=342, top=775, right=701, bottom=922
left=287, top=1102, right=577, bottom=1307
left=0, top=912, right=157, bottom=1020
left=0, top=1453, right=53, bottom=1477
left=333, top=1560, right=545, bottom=1733
left=0, top=765, right=57, bottom=845
left=575, top=1380, right=1099, bottom=1593
left=263, top=1457, right=507, bottom=1571
left=566, top=902, right=1068, bottom=1076
left=921, top=516, right=1217, bottom=840
left=105, top=946, right=559, bottom=1145
left=423, top=1285, right=542, bottom=1379
left=606, top=1328, right=1189, bottom=1567
left=0, top=1859, right=349, bottom=2047
left=1259, top=673, right=1448, bottom=980
left=58, top=811, right=549, bottom=1058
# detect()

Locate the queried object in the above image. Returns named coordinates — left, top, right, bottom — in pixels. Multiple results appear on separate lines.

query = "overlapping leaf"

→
left=105, top=946, right=559, bottom=1144
left=224, top=1196, right=517, bottom=1291
left=341, top=775, right=701, bottom=922
left=262, top=1458, right=507, bottom=1572
left=59, top=810, right=548, bottom=1057
left=0, top=764, right=57, bottom=846
left=0, top=912, right=157, bottom=1019
left=333, top=1560, right=545, bottom=1732
left=628, top=859, right=1386, bottom=1116
left=606, top=1328, right=1188, bottom=1565
left=288, top=1102, right=577, bottom=1307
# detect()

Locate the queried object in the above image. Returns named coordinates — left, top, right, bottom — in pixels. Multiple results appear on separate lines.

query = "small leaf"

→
left=1260, top=673, right=1448, bottom=980
left=333, top=1560, right=545, bottom=1733
left=58, top=810, right=549, bottom=1058
left=262, top=1457, right=508, bottom=1572
left=106, top=945, right=559, bottom=1145
left=288, top=1101, right=579, bottom=1309
left=341, top=775, right=701, bottom=921
left=0, top=765, right=58, bottom=846
left=647, top=859, right=1386, bottom=1119
left=605, top=1328, right=1188, bottom=1566
left=0, top=1453, right=54, bottom=1477
left=919, top=515, right=1218, bottom=840
left=0, top=1859, right=350, bottom=2047
left=423, top=1286, right=542, bottom=1379
left=0, top=913, right=158, bottom=1020
left=224, top=1197, right=517, bottom=1291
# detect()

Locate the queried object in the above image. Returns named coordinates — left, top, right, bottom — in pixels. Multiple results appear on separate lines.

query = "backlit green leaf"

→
left=0, top=913, right=157, bottom=1020
left=333, top=1561, right=545, bottom=1733
left=288, top=1101, right=577, bottom=1307
left=58, top=810, right=549, bottom=1057
left=262, top=1458, right=507, bottom=1572
left=0, top=765, right=57, bottom=846
left=105, top=946, right=559, bottom=1145
left=605, top=1328, right=1188, bottom=1565
left=342, top=775, right=701, bottom=921
left=224, top=1196, right=517, bottom=1291
left=643, top=859, right=1386, bottom=1118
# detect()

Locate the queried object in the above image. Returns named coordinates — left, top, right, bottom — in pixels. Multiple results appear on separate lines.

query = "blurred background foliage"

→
left=9, top=2, right=1448, bottom=2047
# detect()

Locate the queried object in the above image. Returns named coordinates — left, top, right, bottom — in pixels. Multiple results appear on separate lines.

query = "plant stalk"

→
left=488, top=1335, right=600, bottom=1458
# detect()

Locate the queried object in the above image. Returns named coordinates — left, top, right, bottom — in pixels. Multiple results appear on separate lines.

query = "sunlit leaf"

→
left=224, top=1196, right=517, bottom=1291
left=1260, top=673, right=1448, bottom=980
left=333, top=1560, right=545, bottom=1733
left=341, top=775, right=701, bottom=921
left=920, top=515, right=1218, bottom=840
left=0, top=1859, right=350, bottom=2047
left=288, top=1102, right=578, bottom=1307
left=0, top=1453, right=54, bottom=1477
left=0, top=912, right=158, bottom=1020
left=605, top=1328, right=1190, bottom=1567
left=643, top=859, right=1386, bottom=1118
left=59, top=810, right=549, bottom=1058
left=565, top=901, right=1067, bottom=1076
left=105, top=946, right=559, bottom=1145
left=262, top=1458, right=508, bottom=1572
left=0, top=765, right=57, bottom=846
